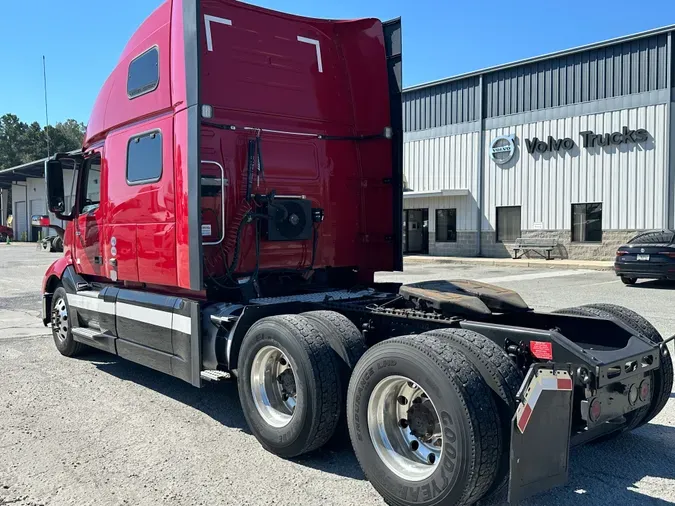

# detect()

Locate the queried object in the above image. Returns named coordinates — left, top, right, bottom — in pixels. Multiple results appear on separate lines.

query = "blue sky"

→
left=1, top=0, right=674, bottom=125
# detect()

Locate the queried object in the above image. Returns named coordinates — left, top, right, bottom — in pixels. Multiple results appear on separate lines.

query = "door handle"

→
left=109, top=258, right=118, bottom=267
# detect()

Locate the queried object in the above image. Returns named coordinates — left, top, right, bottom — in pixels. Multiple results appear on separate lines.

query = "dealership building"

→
left=403, top=25, right=675, bottom=259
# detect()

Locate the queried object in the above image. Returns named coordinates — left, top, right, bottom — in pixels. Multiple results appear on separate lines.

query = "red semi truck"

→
left=42, top=1, right=673, bottom=505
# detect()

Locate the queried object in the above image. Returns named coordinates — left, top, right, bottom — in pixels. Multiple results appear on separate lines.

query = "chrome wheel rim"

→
left=368, top=375, right=442, bottom=481
left=250, top=345, right=297, bottom=428
left=52, top=297, right=69, bottom=342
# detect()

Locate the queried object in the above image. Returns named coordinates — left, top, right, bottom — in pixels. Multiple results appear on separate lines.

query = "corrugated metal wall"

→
left=482, top=104, right=669, bottom=231
left=403, top=33, right=669, bottom=129
left=403, top=77, right=480, bottom=131
left=484, top=34, right=668, bottom=118
left=403, top=131, right=480, bottom=230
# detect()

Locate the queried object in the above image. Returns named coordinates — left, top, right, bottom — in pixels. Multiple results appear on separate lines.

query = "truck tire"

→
left=53, top=236, right=63, bottom=252
left=347, top=334, right=501, bottom=506
left=237, top=314, right=342, bottom=458
left=51, top=286, right=86, bottom=357
left=301, top=310, right=366, bottom=369
left=580, top=303, right=673, bottom=425
left=553, top=306, right=650, bottom=433
left=41, top=239, right=51, bottom=252
left=421, top=328, right=522, bottom=501
left=302, top=310, right=366, bottom=442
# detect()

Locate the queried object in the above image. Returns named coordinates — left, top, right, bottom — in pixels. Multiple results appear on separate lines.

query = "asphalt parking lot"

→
left=1, top=243, right=674, bottom=506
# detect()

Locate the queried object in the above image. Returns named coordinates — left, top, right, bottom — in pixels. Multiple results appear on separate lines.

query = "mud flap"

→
left=508, top=366, right=574, bottom=503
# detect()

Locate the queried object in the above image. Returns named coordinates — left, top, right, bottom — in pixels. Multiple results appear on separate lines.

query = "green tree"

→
left=0, top=114, right=86, bottom=170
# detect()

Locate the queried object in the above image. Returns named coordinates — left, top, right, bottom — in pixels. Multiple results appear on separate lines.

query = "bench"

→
left=513, top=237, right=558, bottom=260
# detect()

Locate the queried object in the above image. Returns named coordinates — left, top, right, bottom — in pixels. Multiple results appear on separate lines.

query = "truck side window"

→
left=127, top=131, right=162, bottom=184
left=127, top=46, right=159, bottom=98
left=81, top=156, right=101, bottom=214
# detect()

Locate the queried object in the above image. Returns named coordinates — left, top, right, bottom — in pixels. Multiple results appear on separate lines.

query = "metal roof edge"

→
left=0, top=149, right=82, bottom=176
left=404, top=24, right=675, bottom=93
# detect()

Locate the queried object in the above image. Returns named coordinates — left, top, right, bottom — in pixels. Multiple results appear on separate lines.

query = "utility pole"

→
left=43, top=55, right=50, bottom=157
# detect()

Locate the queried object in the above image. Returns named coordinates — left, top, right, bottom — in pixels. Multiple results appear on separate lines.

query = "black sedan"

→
left=615, top=230, right=675, bottom=285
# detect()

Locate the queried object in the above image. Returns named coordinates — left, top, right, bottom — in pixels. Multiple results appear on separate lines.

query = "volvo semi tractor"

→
left=41, top=1, right=673, bottom=504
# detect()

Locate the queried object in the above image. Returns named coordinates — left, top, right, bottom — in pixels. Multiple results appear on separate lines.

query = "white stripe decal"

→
left=116, top=302, right=192, bottom=335
left=204, top=14, right=232, bottom=52
left=68, top=294, right=115, bottom=315
left=297, top=36, right=323, bottom=73
left=172, top=314, right=193, bottom=335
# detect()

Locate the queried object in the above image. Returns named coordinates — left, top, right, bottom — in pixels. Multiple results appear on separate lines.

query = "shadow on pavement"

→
left=87, top=351, right=366, bottom=481
left=484, top=422, right=675, bottom=506
left=630, top=280, right=675, bottom=290
left=86, top=352, right=674, bottom=495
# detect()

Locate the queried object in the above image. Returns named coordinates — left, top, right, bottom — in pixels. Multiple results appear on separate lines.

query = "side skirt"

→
left=61, top=268, right=202, bottom=387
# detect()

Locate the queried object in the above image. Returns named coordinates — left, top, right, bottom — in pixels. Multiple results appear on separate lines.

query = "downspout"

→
left=476, top=75, right=485, bottom=256
left=667, top=31, right=673, bottom=229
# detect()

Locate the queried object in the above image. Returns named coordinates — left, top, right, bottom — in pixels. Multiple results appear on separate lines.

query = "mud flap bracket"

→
left=508, top=365, right=574, bottom=503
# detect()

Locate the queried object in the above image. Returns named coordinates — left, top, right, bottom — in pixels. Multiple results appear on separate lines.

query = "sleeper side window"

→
left=127, top=47, right=159, bottom=98
left=127, top=131, right=162, bottom=185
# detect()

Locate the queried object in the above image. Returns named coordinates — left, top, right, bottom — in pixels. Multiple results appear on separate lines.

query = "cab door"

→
left=74, top=151, right=105, bottom=278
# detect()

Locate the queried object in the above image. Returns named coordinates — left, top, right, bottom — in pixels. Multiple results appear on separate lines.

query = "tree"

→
left=0, top=114, right=86, bottom=170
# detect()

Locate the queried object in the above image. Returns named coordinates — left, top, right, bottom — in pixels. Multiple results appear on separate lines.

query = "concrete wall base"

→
left=429, top=231, right=478, bottom=257
left=480, top=230, right=640, bottom=260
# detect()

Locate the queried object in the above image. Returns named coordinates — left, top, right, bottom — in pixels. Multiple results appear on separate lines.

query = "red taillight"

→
left=659, top=252, right=675, bottom=258
left=639, top=379, right=651, bottom=402
left=589, top=398, right=602, bottom=422
left=616, top=250, right=629, bottom=256
left=529, top=341, right=553, bottom=361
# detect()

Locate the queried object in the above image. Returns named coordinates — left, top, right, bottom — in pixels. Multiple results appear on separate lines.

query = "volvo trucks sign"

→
left=490, top=127, right=650, bottom=162
left=489, top=135, right=516, bottom=164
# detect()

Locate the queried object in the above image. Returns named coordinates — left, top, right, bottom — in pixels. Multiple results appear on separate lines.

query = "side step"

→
left=200, top=370, right=232, bottom=382
left=71, top=327, right=116, bottom=354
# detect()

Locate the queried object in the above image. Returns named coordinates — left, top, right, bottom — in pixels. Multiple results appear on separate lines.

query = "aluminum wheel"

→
left=250, top=345, right=297, bottom=428
left=368, top=375, right=442, bottom=481
left=52, top=297, right=69, bottom=343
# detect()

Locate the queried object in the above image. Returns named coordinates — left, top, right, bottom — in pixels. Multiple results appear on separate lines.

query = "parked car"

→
left=615, top=230, right=675, bottom=285
left=0, top=224, right=13, bottom=241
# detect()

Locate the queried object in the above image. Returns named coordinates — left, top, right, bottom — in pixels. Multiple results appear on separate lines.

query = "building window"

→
left=572, top=203, right=602, bottom=242
left=128, top=47, right=159, bottom=98
left=127, top=131, right=162, bottom=184
left=435, top=209, right=457, bottom=242
left=496, top=206, right=521, bottom=242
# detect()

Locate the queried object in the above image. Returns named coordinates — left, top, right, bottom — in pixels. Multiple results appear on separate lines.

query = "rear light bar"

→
left=659, top=252, right=675, bottom=258
left=616, top=251, right=629, bottom=256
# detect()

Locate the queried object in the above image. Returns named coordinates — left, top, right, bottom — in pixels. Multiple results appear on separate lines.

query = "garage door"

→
left=14, top=201, right=27, bottom=241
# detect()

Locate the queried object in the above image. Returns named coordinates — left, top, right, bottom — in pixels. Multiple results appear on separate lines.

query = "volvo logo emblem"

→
left=490, top=135, right=516, bottom=165
left=641, top=248, right=645, bottom=253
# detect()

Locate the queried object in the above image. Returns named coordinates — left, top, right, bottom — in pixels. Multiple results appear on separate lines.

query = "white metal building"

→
left=0, top=154, right=79, bottom=241
left=403, top=25, right=675, bottom=260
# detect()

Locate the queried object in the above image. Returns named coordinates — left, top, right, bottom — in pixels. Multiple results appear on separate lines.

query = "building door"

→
left=405, top=209, right=428, bottom=254
left=14, top=201, right=27, bottom=241
left=30, top=199, right=47, bottom=242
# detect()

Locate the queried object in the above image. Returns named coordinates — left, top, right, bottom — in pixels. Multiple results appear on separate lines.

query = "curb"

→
left=404, top=256, right=614, bottom=272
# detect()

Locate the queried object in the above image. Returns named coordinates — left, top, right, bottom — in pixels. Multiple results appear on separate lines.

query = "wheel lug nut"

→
left=411, top=440, right=419, bottom=451
left=399, top=419, right=408, bottom=429
left=397, top=396, right=408, bottom=405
